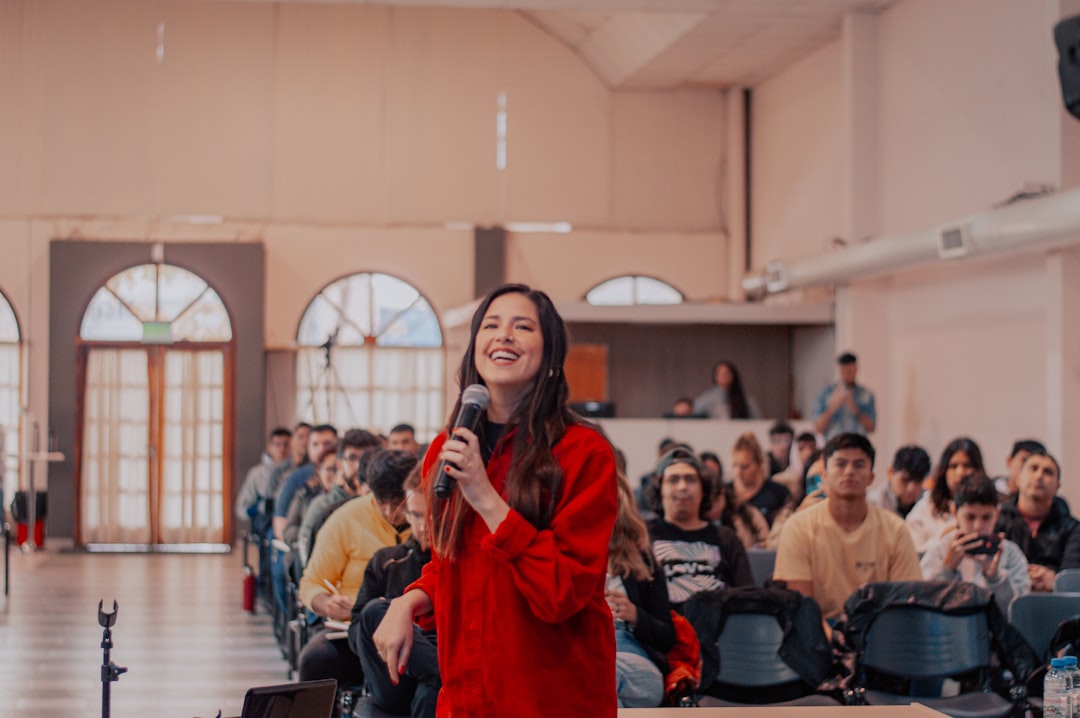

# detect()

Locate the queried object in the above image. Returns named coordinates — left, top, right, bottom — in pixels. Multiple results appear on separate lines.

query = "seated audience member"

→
left=388, top=423, right=421, bottom=455
left=796, top=432, right=819, bottom=468
left=645, top=448, right=753, bottom=609
left=994, top=439, right=1047, bottom=499
left=636, top=437, right=683, bottom=514
left=920, top=473, right=1030, bottom=608
left=773, top=433, right=922, bottom=624
left=274, top=424, right=340, bottom=541
left=699, top=451, right=723, bottom=484
left=692, top=360, right=761, bottom=419
left=709, top=482, right=769, bottom=549
left=772, top=431, right=818, bottom=502
left=665, top=397, right=697, bottom=418
left=265, top=422, right=312, bottom=614
left=298, top=432, right=372, bottom=566
left=766, top=421, right=795, bottom=477
left=995, top=451, right=1080, bottom=592
left=350, top=467, right=438, bottom=718
left=906, top=437, right=984, bottom=554
left=235, top=426, right=292, bottom=523
left=296, top=449, right=416, bottom=685
left=867, top=445, right=931, bottom=520
left=607, top=471, right=675, bottom=708
left=284, top=442, right=339, bottom=550
left=730, top=432, right=792, bottom=529
left=796, top=449, right=825, bottom=506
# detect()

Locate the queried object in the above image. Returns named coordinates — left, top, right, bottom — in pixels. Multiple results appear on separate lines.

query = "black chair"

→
left=1054, top=569, right=1080, bottom=593
left=1009, top=593, right=1080, bottom=659
left=855, top=606, right=1014, bottom=718
left=697, top=614, right=840, bottom=707
left=745, top=547, right=776, bottom=588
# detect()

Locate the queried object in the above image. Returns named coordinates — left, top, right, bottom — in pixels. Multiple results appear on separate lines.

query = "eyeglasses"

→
left=343, top=452, right=363, bottom=463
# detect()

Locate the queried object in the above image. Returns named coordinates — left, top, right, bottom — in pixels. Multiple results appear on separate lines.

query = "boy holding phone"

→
left=920, top=472, right=1030, bottom=607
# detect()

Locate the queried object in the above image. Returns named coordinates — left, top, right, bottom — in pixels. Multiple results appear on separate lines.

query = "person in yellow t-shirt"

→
left=774, top=433, right=921, bottom=625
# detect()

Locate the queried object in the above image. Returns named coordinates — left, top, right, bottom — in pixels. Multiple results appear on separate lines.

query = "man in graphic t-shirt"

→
left=645, top=448, right=753, bottom=608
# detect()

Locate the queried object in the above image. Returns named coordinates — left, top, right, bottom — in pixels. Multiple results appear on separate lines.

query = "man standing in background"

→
left=813, top=352, right=876, bottom=440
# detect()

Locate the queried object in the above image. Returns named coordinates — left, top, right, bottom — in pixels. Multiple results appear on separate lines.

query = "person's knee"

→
left=360, top=598, right=391, bottom=635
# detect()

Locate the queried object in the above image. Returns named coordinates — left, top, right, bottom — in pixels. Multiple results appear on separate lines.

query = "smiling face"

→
left=473, top=292, right=544, bottom=407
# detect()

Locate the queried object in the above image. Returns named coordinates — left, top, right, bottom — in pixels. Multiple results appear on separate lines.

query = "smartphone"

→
left=805, top=473, right=826, bottom=498
left=966, top=534, right=1000, bottom=556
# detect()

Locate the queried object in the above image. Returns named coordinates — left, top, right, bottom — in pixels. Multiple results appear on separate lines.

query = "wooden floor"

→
left=1, top=539, right=291, bottom=718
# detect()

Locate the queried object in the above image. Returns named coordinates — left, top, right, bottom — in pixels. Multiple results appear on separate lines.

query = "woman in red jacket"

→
left=374, top=284, right=619, bottom=718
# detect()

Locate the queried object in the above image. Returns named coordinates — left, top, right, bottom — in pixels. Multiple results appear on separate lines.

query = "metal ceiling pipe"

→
left=742, top=186, right=1080, bottom=296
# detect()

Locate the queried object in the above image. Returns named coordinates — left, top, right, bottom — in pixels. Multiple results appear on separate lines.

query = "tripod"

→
left=98, top=600, right=127, bottom=718
left=303, top=334, right=360, bottom=427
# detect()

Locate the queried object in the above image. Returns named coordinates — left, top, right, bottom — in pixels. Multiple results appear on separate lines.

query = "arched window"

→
left=296, top=273, right=444, bottom=441
left=585, top=275, right=684, bottom=306
left=0, top=292, right=20, bottom=510
left=78, top=263, right=233, bottom=547
left=81, top=263, right=232, bottom=342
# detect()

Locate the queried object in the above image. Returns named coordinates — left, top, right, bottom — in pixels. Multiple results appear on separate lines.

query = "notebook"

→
left=236, top=679, right=337, bottom=718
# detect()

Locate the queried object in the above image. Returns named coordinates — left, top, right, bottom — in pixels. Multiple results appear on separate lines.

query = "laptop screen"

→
left=239, top=679, right=337, bottom=718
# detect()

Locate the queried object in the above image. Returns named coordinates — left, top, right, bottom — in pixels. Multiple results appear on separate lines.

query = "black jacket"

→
left=837, top=581, right=1038, bottom=696
left=619, top=562, right=676, bottom=673
left=681, top=585, right=834, bottom=699
left=350, top=536, right=431, bottom=619
left=996, top=497, right=1080, bottom=572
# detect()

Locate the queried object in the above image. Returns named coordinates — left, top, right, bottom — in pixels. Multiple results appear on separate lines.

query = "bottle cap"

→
left=1067, top=656, right=1078, bottom=666
left=1052, top=658, right=1067, bottom=668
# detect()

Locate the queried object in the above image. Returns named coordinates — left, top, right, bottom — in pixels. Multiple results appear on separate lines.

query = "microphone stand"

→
left=98, top=600, right=127, bottom=718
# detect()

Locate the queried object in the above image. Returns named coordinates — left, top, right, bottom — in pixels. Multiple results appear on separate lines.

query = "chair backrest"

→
left=1055, top=569, right=1080, bottom=593
left=746, top=547, right=776, bottom=588
left=1009, top=593, right=1080, bottom=659
left=862, top=606, right=991, bottom=679
left=716, top=613, right=799, bottom=686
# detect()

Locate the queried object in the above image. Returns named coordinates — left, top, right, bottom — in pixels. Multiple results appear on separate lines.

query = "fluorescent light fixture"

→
left=505, top=222, right=572, bottom=234
left=165, top=214, right=224, bottom=225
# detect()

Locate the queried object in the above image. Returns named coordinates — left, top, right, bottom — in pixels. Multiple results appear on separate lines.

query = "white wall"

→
left=751, top=40, right=845, bottom=268
left=0, top=0, right=731, bottom=459
left=751, top=0, right=1080, bottom=505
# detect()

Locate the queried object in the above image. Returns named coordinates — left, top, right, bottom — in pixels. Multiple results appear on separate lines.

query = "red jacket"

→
left=409, top=423, right=618, bottom=717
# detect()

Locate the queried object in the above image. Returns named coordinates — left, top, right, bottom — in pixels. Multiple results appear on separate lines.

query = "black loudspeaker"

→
left=1056, top=14, right=1080, bottom=121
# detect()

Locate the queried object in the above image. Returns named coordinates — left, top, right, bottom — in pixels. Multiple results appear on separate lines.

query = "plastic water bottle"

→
left=1046, top=658, right=1071, bottom=718
left=1065, top=656, right=1080, bottom=717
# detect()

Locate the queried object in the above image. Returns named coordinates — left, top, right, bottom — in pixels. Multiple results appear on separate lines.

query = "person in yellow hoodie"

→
left=298, top=448, right=416, bottom=686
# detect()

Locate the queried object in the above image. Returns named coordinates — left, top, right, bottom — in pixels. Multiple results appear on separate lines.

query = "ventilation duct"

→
left=742, top=186, right=1080, bottom=296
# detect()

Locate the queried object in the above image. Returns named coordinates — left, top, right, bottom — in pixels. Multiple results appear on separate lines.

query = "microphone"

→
left=434, top=384, right=491, bottom=499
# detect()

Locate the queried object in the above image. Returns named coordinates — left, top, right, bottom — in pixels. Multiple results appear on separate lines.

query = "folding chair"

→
left=1054, top=568, right=1080, bottom=593
left=697, top=613, right=840, bottom=707
left=1009, top=593, right=1080, bottom=659
left=857, top=606, right=1014, bottom=718
left=745, top=547, right=776, bottom=588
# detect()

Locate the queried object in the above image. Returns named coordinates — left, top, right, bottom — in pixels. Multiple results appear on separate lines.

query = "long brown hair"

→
left=608, top=470, right=654, bottom=582
left=429, top=284, right=575, bottom=561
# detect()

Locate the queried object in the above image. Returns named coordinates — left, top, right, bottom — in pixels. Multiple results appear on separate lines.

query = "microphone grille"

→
left=461, top=383, right=491, bottom=408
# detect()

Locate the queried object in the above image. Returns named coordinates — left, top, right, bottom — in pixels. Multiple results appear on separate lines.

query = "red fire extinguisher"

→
left=243, top=565, right=256, bottom=614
